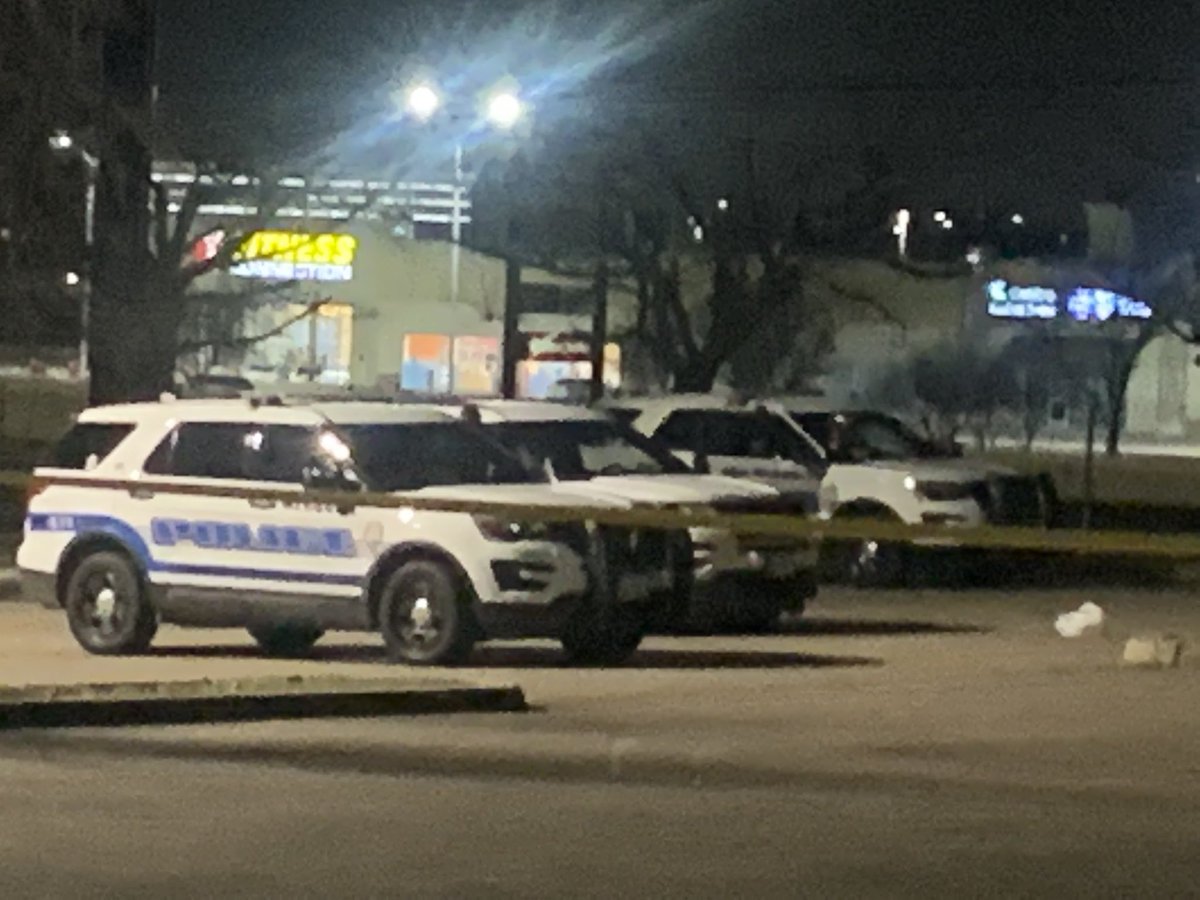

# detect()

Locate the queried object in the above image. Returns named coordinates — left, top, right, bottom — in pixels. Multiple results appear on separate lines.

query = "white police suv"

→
left=446, top=401, right=821, bottom=631
left=617, top=395, right=1052, bottom=586
left=18, top=398, right=673, bottom=665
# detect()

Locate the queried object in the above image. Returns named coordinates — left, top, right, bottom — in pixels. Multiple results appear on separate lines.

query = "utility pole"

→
left=500, top=254, right=522, bottom=399
left=589, top=257, right=609, bottom=404
left=589, top=170, right=611, bottom=404
left=450, top=142, right=464, bottom=305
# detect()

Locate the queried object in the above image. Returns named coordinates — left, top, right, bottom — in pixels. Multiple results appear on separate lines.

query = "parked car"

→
left=19, top=398, right=677, bottom=665
left=446, top=400, right=821, bottom=631
left=173, top=372, right=256, bottom=398
left=615, top=395, right=1053, bottom=587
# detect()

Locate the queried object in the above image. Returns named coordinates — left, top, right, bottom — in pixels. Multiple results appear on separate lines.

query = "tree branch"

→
left=825, top=279, right=909, bottom=332
left=177, top=296, right=332, bottom=354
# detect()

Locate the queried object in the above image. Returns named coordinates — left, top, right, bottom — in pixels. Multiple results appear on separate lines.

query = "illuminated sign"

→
left=986, top=280, right=1057, bottom=320
left=986, top=279, right=1151, bottom=323
left=190, top=229, right=226, bottom=265
left=231, top=231, right=358, bottom=282
left=1064, top=287, right=1151, bottom=322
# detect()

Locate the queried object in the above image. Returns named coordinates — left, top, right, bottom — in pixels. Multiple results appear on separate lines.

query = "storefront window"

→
left=518, top=344, right=621, bottom=399
left=401, top=334, right=452, bottom=393
left=399, top=333, right=621, bottom=398
left=452, top=336, right=501, bottom=396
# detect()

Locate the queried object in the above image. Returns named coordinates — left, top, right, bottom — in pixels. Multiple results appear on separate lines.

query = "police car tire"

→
left=247, top=624, right=324, bottom=658
left=378, top=560, right=475, bottom=666
left=561, top=608, right=644, bottom=666
left=64, top=551, right=158, bottom=656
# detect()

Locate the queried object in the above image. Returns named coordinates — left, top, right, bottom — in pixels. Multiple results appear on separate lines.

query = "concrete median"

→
left=0, top=674, right=526, bottom=729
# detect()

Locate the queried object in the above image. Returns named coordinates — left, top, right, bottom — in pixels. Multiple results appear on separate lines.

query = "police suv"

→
left=447, top=401, right=820, bottom=631
left=616, top=395, right=1052, bottom=586
left=18, top=398, right=675, bottom=665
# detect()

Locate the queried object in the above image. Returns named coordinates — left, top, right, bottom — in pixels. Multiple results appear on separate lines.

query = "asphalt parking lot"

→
left=0, top=585, right=1198, bottom=897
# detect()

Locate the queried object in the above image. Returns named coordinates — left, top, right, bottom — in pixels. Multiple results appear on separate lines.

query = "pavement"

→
left=0, top=588, right=1198, bottom=896
left=0, top=567, right=17, bottom=602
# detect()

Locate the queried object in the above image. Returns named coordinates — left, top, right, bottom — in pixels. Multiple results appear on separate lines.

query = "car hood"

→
left=564, top=473, right=780, bottom=505
left=412, top=483, right=627, bottom=509
left=839, top=457, right=1020, bottom=481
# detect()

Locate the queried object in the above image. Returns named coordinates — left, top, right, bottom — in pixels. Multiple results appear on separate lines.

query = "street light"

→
left=48, top=132, right=98, bottom=380
left=406, top=83, right=441, bottom=122
left=401, top=81, right=524, bottom=306
left=893, top=208, right=911, bottom=258
left=485, top=91, right=523, bottom=130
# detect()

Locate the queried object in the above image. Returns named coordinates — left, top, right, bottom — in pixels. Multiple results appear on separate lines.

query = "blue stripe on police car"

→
left=150, top=518, right=356, bottom=558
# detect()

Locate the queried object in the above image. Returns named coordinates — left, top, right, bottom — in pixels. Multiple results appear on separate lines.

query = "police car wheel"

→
left=561, top=608, right=644, bottom=666
left=378, top=561, right=474, bottom=666
left=64, top=552, right=157, bottom=656
left=247, top=624, right=324, bottom=658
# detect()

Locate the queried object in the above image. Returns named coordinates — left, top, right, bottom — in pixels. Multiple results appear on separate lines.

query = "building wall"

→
left=192, top=220, right=602, bottom=389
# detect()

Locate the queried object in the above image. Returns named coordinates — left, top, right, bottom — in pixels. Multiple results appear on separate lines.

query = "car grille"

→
left=545, top=521, right=591, bottom=555
left=983, top=476, right=1048, bottom=526
left=598, top=526, right=672, bottom=574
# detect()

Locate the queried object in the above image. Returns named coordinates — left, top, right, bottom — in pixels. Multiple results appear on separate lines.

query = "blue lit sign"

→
left=1064, top=287, right=1151, bottom=322
left=986, top=280, right=1151, bottom=323
left=986, top=280, right=1057, bottom=320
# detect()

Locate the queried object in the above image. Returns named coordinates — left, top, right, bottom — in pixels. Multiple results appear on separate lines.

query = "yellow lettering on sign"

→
left=236, top=231, right=358, bottom=266
left=332, top=235, right=358, bottom=266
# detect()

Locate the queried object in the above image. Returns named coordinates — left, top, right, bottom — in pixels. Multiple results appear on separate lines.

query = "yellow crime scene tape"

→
left=3, top=469, right=1200, bottom=561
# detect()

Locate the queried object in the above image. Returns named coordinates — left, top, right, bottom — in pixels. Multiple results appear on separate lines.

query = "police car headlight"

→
left=473, top=515, right=551, bottom=543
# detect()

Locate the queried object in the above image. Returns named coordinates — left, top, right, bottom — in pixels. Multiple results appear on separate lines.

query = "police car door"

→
left=139, top=421, right=364, bottom=605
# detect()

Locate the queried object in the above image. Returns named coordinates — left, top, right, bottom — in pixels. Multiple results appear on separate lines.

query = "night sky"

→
left=157, top=0, right=1196, bottom=216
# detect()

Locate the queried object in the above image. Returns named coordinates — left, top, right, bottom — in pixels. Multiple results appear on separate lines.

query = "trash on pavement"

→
left=1054, top=601, right=1106, bottom=638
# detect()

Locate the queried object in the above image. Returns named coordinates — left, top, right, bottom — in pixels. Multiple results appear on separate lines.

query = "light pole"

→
left=401, top=82, right=524, bottom=306
left=49, top=131, right=98, bottom=379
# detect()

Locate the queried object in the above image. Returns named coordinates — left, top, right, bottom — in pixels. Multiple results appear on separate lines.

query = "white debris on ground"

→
left=1054, top=601, right=1106, bottom=638
left=1122, top=635, right=1185, bottom=669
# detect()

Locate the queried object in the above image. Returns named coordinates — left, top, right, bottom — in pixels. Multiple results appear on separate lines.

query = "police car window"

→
left=764, top=416, right=827, bottom=471
left=46, top=423, right=133, bottom=469
left=487, top=420, right=687, bottom=480
left=694, top=413, right=752, bottom=457
left=340, top=423, right=534, bottom=491
left=241, top=426, right=318, bottom=483
left=145, top=423, right=252, bottom=480
left=791, top=414, right=832, bottom=452
left=655, top=411, right=704, bottom=449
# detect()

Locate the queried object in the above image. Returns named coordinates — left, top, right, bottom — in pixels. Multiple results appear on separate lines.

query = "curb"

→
left=0, top=675, right=526, bottom=729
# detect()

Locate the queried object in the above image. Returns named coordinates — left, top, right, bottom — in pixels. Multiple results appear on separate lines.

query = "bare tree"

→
left=875, top=343, right=1018, bottom=449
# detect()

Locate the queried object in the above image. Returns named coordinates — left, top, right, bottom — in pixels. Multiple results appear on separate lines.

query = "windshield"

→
left=486, top=419, right=691, bottom=480
left=792, top=412, right=930, bottom=463
left=339, top=423, right=536, bottom=492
